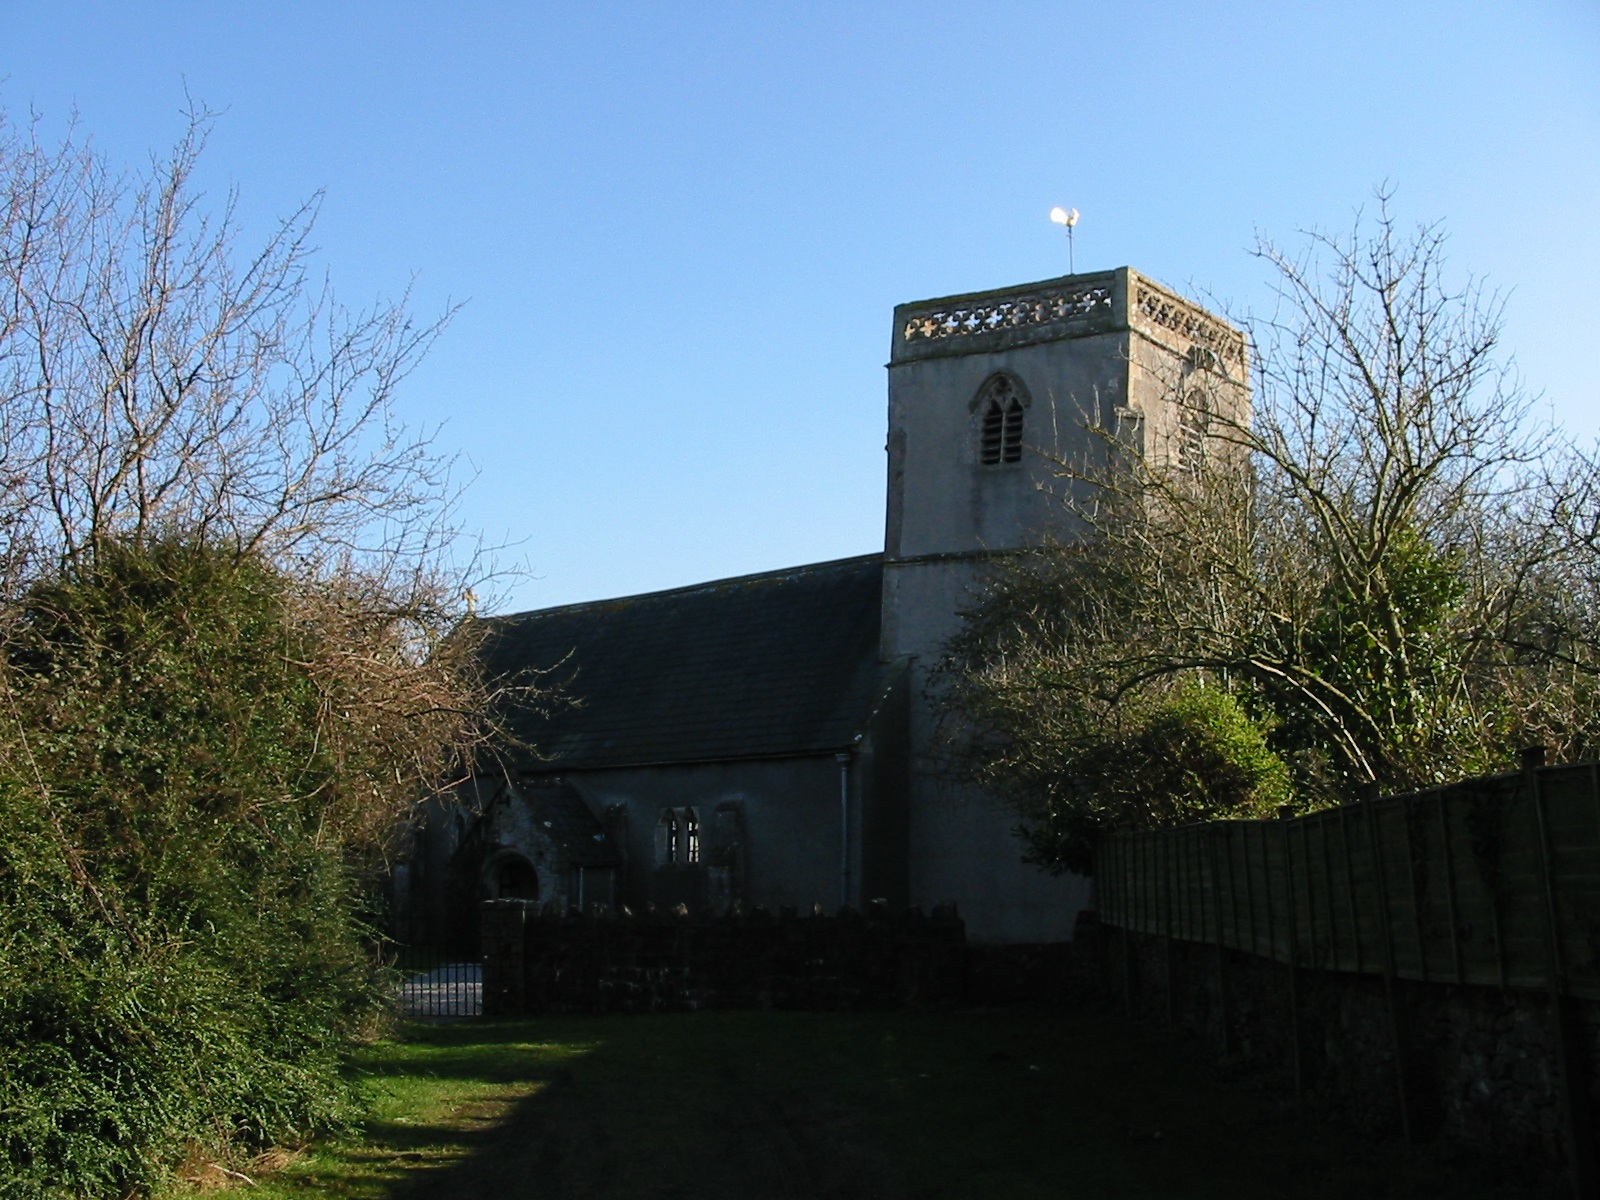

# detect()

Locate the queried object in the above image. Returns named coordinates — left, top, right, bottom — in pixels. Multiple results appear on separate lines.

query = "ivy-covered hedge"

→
left=0, top=542, right=409, bottom=1197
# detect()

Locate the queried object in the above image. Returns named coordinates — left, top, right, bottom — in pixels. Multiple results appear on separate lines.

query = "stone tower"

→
left=882, top=267, right=1248, bottom=942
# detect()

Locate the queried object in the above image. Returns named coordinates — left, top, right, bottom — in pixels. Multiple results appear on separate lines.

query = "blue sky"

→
left=4, top=1, right=1597, bottom=611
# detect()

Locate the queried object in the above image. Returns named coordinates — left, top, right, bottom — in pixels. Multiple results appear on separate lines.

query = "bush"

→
left=0, top=109, right=490, bottom=1195
left=1014, top=685, right=1291, bottom=875
left=0, top=541, right=403, bottom=1196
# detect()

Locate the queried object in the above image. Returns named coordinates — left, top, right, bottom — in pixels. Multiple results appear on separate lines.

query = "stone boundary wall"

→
left=481, top=899, right=969, bottom=1016
left=1083, top=916, right=1600, bottom=1185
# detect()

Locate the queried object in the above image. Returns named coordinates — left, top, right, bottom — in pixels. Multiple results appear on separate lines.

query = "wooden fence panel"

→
left=1543, top=765, right=1600, bottom=1000
left=1308, top=813, right=1343, bottom=971
left=1442, top=781, right=1503, bottom=988
left=1350, top=805, right=1385, bottom=975
left=1408, top=790, right=1455, bottom=983
left=1499, top=779, right=1552, bottom=990
left=1330, top=809, right=1359, bottom=971
left=1098, top=761, right=1600, bottom=998
left=1370, top=799, right=1414, bottom=978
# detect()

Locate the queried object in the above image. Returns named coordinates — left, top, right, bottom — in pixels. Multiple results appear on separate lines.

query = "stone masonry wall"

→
left=1091, top=918, right=1600, bottom=1179
left=482, top=899, right=968, bottom=1016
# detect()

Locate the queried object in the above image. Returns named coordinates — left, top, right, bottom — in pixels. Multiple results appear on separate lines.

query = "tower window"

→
left=977, top=375, right=1025, bottom=465
left=684, top=809, right=700, bottom=864
left=1178, top=389, right=1209, bottom=476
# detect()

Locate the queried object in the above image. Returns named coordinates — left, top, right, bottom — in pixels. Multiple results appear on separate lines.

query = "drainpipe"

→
left=835, top=751, right=852, bottom=908
left=577, top=865, right=585, bottom=911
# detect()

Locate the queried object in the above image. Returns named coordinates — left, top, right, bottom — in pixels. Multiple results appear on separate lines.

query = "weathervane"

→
left=1049, top=206, right=1081, bottom=273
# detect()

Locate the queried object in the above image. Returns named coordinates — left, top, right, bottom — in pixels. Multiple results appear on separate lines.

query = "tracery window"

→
left=977, top=374, right=1025, bottom=465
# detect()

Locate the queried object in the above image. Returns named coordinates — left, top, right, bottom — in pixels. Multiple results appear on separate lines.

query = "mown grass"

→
left=188, top=1007, right=1554, bottom=1199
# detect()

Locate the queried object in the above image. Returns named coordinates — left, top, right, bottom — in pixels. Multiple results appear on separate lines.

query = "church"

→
left=395, top=266, right=1248, bottom=947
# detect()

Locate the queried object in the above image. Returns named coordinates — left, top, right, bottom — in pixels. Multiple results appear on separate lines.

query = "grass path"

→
left=214, top=1007, right=1549, bottom=1200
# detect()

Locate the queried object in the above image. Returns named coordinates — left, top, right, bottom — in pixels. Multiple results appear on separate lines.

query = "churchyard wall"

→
left=1092, top=921, right=1600, bottom=1172
left=1090, top=755, right=1600, bottom=1190
left=481, top=898, right=968, bottom=1016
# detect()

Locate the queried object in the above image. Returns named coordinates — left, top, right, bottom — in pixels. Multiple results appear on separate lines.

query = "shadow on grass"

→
left=356, top=1015, right=902, bottom=1200
left=287, top=1007, right=1557, bottom=1200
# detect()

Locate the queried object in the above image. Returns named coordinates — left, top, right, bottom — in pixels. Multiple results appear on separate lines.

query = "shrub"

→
left=0, top=540, right=418, bottom=1196
left=1014, top=684, right=1291, bottom=875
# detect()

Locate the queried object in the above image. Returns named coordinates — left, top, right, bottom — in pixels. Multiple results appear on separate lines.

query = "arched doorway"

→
left=488, top=853, right=539, bottom=901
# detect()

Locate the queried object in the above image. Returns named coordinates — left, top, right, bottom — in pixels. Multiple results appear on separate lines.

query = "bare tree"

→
left=940, top=195, right=1600, bottom=853
left=0, top=105, right=510, bottom=852
left=0, top=105, right=456, bottom=579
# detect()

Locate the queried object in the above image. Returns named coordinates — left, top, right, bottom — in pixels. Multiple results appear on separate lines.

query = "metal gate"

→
left=390, top=944, right=483, bottom=1019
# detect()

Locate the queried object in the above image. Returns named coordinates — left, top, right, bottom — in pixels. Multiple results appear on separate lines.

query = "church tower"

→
left=882, top=267, right=1248, bottom=942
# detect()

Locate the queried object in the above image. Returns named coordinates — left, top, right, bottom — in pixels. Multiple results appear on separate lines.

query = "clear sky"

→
left=4, top=1, right=1597, bottom=612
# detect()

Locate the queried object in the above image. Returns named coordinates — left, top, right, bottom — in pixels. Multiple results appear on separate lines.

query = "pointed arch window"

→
left=684, top=809, right=700, bottom=864
left=977, top=374, right=1026, bottom=465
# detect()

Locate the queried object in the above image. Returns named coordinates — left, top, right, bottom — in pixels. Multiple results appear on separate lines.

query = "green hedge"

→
left=0, top=541, right=393, bottom=1196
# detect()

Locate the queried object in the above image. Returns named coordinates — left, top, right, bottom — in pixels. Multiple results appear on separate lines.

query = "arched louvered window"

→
left=977, top=374, right=1026, bottom=465
left=1178, top=389, right=1209, bottom=476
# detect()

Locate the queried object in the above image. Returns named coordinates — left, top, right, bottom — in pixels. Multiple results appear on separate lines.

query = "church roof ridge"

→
left=489, top=551, right=884, bottom=624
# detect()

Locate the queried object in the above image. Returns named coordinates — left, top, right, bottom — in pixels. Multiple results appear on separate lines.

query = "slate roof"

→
left=478, top=554, right=888, bottom=770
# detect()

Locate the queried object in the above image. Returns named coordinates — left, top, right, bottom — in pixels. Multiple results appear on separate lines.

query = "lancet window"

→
left=684, top=809, right=700, bottom=864
left=659, top=809, right=680, bottom=865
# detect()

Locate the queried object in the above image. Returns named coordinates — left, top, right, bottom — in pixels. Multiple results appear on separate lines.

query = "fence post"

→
left=1121, top=923, right=1135, bottom=1016
left=1400, top=796, right=1429, bottom=983
left=1524, top=747, right=1599, bottom=1200
left=1243, top=823, right=1259, bottom=957
left=1297, top=818, right=1318, bottom=970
